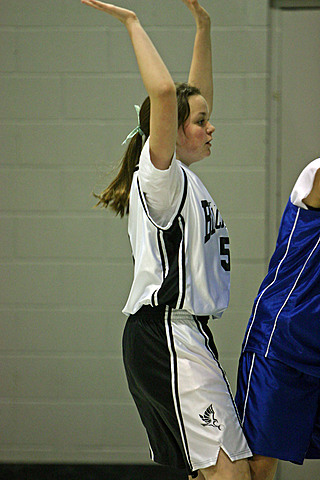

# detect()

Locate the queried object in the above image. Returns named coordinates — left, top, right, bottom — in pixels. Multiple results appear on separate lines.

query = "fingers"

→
left=181, top=0, right=208, bottom=16
left=181, top=0, right=200, bottom=9
left=81, top=0, right=107, bottom=11
left=81, top=0, right=103, bottom=10
left=181, top=0, right=210, bottom=26
left=81, top=0, right=137, bottom=24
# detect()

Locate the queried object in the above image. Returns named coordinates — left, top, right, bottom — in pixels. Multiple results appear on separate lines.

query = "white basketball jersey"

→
left=123, top=142, right=230, bottom=317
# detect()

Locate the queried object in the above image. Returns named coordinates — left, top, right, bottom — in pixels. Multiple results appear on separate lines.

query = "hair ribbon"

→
left=121, top=105, right=145, bottom=145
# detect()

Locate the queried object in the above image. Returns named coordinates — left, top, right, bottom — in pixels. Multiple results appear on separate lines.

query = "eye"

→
left=197, top=119, right=205, bottom=126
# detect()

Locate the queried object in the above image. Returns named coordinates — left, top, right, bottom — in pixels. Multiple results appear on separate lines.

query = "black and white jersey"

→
left=123, top=139, right=230, bottom=317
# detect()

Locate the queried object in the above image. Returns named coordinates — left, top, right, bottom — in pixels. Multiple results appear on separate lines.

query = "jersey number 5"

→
left=220, top=237, right=230, bottom=271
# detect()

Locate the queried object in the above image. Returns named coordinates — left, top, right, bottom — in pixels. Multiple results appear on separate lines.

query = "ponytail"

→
left=95, top=83, right=200, bottom=217
left=94, top=97, right=150, bottom=217
left=94, top=132, right=143, bottom=217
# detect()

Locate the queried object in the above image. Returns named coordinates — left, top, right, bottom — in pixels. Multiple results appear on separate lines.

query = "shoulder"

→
left=290, top=158, right=320, bottom=209
left=138, top=138, right=184, bottom=196
left=139, top=138, right=180, bottom=175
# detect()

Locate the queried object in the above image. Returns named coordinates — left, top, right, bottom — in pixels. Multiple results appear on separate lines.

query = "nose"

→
left=207, top=122, right=215, bottom=134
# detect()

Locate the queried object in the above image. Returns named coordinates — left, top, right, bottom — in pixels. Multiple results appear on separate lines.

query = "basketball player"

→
left=236, top=158, right=320, bottom=480
left=82, top=1, right=252, bottom=478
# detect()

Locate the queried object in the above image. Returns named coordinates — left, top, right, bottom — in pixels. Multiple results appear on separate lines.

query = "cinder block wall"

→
left=0, top=0, right=269, bottom=464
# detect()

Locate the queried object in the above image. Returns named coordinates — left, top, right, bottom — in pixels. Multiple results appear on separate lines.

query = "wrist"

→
left=124, top=13, right=140, bottom=29
left=196, top=15, right=211, bottom=29
left=193, top=5, right=211, bottom=28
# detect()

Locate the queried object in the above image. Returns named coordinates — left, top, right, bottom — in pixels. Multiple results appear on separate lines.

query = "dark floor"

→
left=0, top=464, right=188, bottom=480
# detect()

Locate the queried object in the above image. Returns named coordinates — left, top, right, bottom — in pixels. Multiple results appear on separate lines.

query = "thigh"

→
left=200, top=449, right=251, bottom=480
left=170, top=311, right=252, bottom=471
left=306, top=392, right=320, bottom=459
left=122, top=306, right=189, bottom=472
left=249, top=455, right=278, bottom=480
left=236, top=352, right=320, bottom=464
left=123, top=306, right=252, bottom=477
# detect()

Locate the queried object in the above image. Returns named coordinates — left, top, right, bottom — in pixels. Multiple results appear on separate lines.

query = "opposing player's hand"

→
left=181, top=0, right=210, bottom=26
left=81, top=0, right=137, bottom=25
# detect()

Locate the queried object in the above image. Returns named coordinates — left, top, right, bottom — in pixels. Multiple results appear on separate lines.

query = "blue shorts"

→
left=235, top=352, right=320, bottom=464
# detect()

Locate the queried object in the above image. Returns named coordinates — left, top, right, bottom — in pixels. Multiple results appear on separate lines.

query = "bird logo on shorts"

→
left=199, top=404, right=224, bottom=431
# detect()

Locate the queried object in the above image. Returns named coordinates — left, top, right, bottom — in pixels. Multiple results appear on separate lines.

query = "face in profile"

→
left=176, top=95, right=215, bottom=166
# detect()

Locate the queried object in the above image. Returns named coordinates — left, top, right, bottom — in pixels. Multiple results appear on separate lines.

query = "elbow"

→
left=152, top=81, right=176, bottom=102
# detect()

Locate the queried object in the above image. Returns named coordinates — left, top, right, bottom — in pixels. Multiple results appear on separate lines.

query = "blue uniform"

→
left=236, top=158, right=320, bottom=464
left=242, top=199, right=320, bottom=377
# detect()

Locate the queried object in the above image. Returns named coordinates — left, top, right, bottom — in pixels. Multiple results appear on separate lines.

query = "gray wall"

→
left=0, top=1, right=318, bottom=478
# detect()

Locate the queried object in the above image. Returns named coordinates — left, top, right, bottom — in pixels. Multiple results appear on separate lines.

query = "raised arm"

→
left=81, top=1, right=177, bottom=170
left=183, top=0, right=213, bottom=115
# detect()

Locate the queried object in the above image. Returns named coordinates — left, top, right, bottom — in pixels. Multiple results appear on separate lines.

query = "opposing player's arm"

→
left=303, top=168, right=320, bottom=209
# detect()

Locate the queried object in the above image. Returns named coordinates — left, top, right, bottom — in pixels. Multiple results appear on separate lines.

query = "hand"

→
left=181, top=0, right=210, bottom=27
left=81, top=0, right=137, bottom=25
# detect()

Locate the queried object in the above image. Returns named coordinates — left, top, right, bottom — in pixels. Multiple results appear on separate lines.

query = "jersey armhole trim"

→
left=137, top=167, right=188, bottom=231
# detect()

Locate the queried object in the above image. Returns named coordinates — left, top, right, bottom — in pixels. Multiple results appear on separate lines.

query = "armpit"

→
left=303, top=168, right=320, bottom=209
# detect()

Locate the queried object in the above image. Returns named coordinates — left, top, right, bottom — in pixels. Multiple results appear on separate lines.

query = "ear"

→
left=176, top=125, right=186, bottom=146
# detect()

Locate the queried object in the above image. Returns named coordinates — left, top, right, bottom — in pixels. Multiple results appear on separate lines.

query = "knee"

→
left=200, top=459, right=251, bottom=480
left=234, top=460, right=251, bottom=480
left=249, top=455, right=278, bottom=480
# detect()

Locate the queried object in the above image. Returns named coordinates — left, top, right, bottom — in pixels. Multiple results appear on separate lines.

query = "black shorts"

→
left=122, top=305, right=251, bottom=477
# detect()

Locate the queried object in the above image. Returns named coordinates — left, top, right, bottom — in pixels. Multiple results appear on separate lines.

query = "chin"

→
left=203, top=150, right=211, bottom=159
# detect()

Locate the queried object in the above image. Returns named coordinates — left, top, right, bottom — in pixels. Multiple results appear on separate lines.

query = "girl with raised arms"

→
left=81, top=1, right=252, bottom=479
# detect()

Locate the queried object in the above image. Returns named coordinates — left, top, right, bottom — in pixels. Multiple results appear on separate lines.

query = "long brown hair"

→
left=95, top=82, right=201, bottom=216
